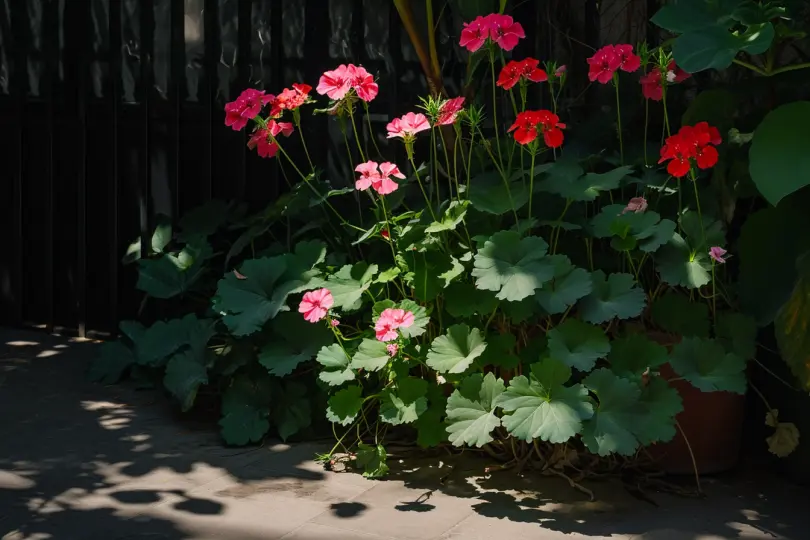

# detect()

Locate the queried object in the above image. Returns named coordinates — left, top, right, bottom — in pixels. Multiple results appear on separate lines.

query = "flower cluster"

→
left=375, top=308, right=415, bottom=342
left=459, top=13, right=525, bottom=52
left=316, top=64, right=378, bottom=102
left=587, top=44, right=641, bottom=84
left=299, top=288, right=334, bottom=323
left=640, top=60, right=690, bottom=101
left=658, top=122, right=722, bottom=177
left=271, top=83, right=312, bottom=116
left=508, top=110, right=565, bottom=147
left=386, top=112, right=430, bottom=140
left=225, top=89, right=274, bottom=131
left=354, top=161, right=406, bottom=195
left=247, top=120, right=294, bottom=159
left=497, top=58, right=548, bottom=90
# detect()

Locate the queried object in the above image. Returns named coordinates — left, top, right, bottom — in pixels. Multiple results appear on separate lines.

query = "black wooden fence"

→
left=0, top=0, right=646, bottom=336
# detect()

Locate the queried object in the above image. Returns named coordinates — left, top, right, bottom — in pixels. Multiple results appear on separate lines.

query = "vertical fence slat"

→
left=139, top=0, right=153, bottom=259
left=43, top=0, right=57, bottom=331
left=170, top=0, right=184, bottom=220
left=235, top=0, right=251, bottom=201
left=109, top=0, right=121, bottom=329
left=204, top=0, right=218, bottom=203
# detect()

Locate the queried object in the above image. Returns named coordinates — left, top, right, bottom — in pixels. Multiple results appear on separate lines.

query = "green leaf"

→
left=163, top=349, right=210, bottom=412
left=372, top=300, right=396, bottom=319
left=472, top=231, right=554, bottom=302
left=680, top=212, right=725, bottom=251
left=179, top=199, right=232, bottom=240
left=417, top=383, right=448, bottom=448
left=590, top=205, right=628, bottom=238
left=425, top=200, right=470, bottom=233
left=682, top=89, right=739, bottom=134
left=651, top=0, right=722, bottom=33
left=579, top=271, right=646, bottom=324
left=397, top=299, right=430, bottom=338
left=380, top=377, right=429, bottom=425
left=444, top=283, right=498, bottom=318
left=496, top=358, right=593, bottom=443
left=426, top=324, right=487, bottom=374
left=669, top=337, right=747, bottom=393
left=326, top=262, right=378, bottom=311
left=326, top=385, right=364, bottom=426
left=609, top=333, right=670, bottom=379
left=316, top=344, right=355, bottom=386
left=272, top=380, right=311, bottom=441
left=355, top=443, right=389, bottom=478
left=651, top=292, right=711, bottom=338
left=219, top=372, right=273, bottom=445
left=137, top=239, right=211, bottom=299
left=739, top=22, right=775, bottom=55
left=375, top=266, right=401, bottom=283
left=501, top=297, right=538, bottom=323
left=634, top=377, right=683, bottom=445
left=582, top=369, right=642, bottom=456
left=131, top=314, right=214, bottom=368
left=88, top=341, right=136, bottom=384
left=445, top=372, right=505, bottom=447
left=547, top=319, right=610, bottom=371
left=258, top=312, right=333, bottom=376
left=535, top=255, right=592, bottom=315
left=478, top=333, right=520, bottom=370
left=540, top=166, right=634, bottom=201
left=638, top=219, right=677, bottom=253
left=672, top=27, right=742, bottom=73
left=439, top=256, right=465, bottom=287
left=214, top=256, right=308, bottom=336
left=775, top=257, right=810, bottom=391
left=656, top=233, right=712, bottom=289
left=468, top=172, right=528, bottom=215
left=350, top=339, right=391, bottom=372
left=749, top=102, right=810, bottom=206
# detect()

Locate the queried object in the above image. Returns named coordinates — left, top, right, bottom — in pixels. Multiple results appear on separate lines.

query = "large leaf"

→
left=582, top=369, right=642, bottom=456
left=672, top=27, right=743, bottom=73
left=656, top=233, right=712, bottom=289
left=350, top=339, right=391, bottom=372
left=405, top=251, right=450, bottom=302
left=355, top=443, right=389, bottom=478
left=444, top=282, right=498, bottom=318
left=478, top=333, right=520, bottom=370
left=416, top=384, right=448, bottom=448
left=547, top=319, right=610, bottom=371
left=425, top=200, right=470, bottom=233
left=634, top=377, right=683, bottom=445
left=496, top=358, right=593, bottom=443
left=651, top=0, right=730, bottom=33
left=326, top=385, right=364, bottom=426
left=316, top=344, right=355, bottom=386
left=775, top=257, right=810, bottom=391
left=131, top=314, right=214, bottom=367
left=579, top=271, right=646, bottom=324
left=219, top=372, right=274, bottom=445
left=749, top=102, right=810, bottom=206
left=179, top=199, right=233, bottom=239
left=669, top=337, right=747, bottom=394
left=326, top=262, right=378, bottom=311
left=88, top=341, right=136, bottom=384
left=539, top=166, right=634, bottom=201
left=608, top=333, right=669, bottom=379
left=137, top=239, right=211, bottom=299
left=651, top=291, right=711, bottom=338
left=468, top=172, right=529, bottom=215
left=716, top=311, right=757, bottom=359
left=272, top=380, right=311, bottom=441
left=163, top=349, right=210, bottom=412
left=535, top=255, right=592, bottom=315
left=380, top=377, right=429, bottom=425
left=426, top=324, right=487, bottom=374
left=258, top=312, right=333, bottom=376
left=472, top=231, right=555, bottom=301
left=445, top=372, right=505, bottom=447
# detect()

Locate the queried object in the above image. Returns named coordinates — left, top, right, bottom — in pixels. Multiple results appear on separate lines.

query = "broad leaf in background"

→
left=272, top=380, right=311, bottom=441
left=130, top=314, right=214, bottom=367
left=579, top=271, right=646, bottom=324
left=258, top=312, right=333, bottom=376
left=669, top=337, right=747, bottom=394
left=416, top=384, right=448, bottom=448
left=608, top=333, right=669, bottom=379
left=539, top=166, right=634, bottom=201
left=582, top=369, right=642, bottom=456
left=350, top=339, right=391, bottom=372
left=716, top=311, right=757, bottom=359
left=468, top=172, right=529, bottom=215
left=326, top=385, right=364, bottom=426
left=326, top=262, right=378, bottom=311
left=445, top=372, right=505, bottom=447
left=651, top=291, right=711, bottom=338
left=425, top=200, right=470, bottom=233
left=88, top=341, right=136, bottom=384
left=219, top=372, right=273, bottom=445
left=316, top=344, right=355, bottom=386
left=749, top=102, right=810, bottom=206
left=472, top=231, right=555, bottom=301
left=775, top=255, right=810, bottom=391
left=656, top=233, right=712, bottom=289
left=535, top=255, right=592, bottom=315
left=444, top=283, right=498, bottom=318
left=137, top=238, right=212, bottom=299
left=163, top=348, right=212, bottom=412
left=548, top=319, right=611, bottom=371
left=635, top=377, right=683, bottom=445
left=355, top=443, right=389, bottom=478
left=380, top=377, right=429, bottom=425
left=497, top=358, right=594, bottom=443
left=426, top=324, right=488, bottom=374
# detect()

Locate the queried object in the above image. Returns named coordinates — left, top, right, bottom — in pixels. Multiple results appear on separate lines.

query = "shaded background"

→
left=0, top=0, right=654, bottom=336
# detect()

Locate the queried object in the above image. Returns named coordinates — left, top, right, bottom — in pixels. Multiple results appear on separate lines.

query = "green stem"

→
left=438, top=127, right=456, bottom=200
left=478, top=127, right=518, bottom=227
left=551, top=199, right=572, bottom=254
left=380, top=195, right=398, bottom=264
left=466, top=130, right=475, bottom=197
left=489, top=48, right=504, bottom=169
left=295, top=114, right=315, bottom=171
left=662, top=86, right=671, bottom=137
left=711, top=260, right=717, bottom=323
left=614, top=74, right=624, bottom=164
left=690, top=169, right=706, bottom=248
left=527, top=149, right=537, bottom=228
left=770, top=61, right=810, bottom=76
left=409, top=155, right=438, bottom=221
left=363, top=101, right=384, bottom=160
left=643, top=98, right=649, bottom=167
left=348, top=105, right=366, bottom=162
left=626, top=251, right=638, bottom=280
left=483, top=303, right=500, bottom=333
left=732, top=58, right=768, bottom=76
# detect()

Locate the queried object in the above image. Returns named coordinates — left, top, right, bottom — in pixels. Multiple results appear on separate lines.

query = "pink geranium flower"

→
left=587, top=45, right=621, bottom=84
left=354, top=161, right=404, bottom=196
left=348, top=65, right=379, bottom=102
left=622, top=197, right=648, bottom=214
left=386, top=112, right=430, bottom=140
left=614, top=44, right=641, bottom=73
left=316, top=65, right=352, bottom=100
left=386, top=344, right=399, bottom=357
left=355, top=161, right=379, bottom=191
left=459, top=15, right=490, bottom=52
left=271, top=83, right=311, bottom=116
left=487, top=14, right=525, bottom=51
left=374, top=308, right=416, bottom=342
left=224, top=89, right=274, bottom=131
left=247, top=120, right=293, bottom=159
left=377, top=162, right=405, bottom=195
left=436, top=97, right=465, bottom=126
left=299, top=288, right=334, bottom=323
left=709, top=246, right=728, bottom=264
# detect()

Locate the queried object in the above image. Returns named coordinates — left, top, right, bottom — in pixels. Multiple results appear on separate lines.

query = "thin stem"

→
left=614, top=74, right=624, bottom=164
left=643, top=98, right=649, bottom=167
left=732, top=58, right=768, bottom=76
left=438, top=127, right=456, bottom=200
left=711, top=261, right=717, bottom=322
left=675, top=419, right=702, bottom=494
left=527, top=149, right=537, bottom=228
left=770, top=61, right=810, bottom=75
left=363, top=101, right=384, bottom=159
left=295, top=115, right=315, bottom=171
left=348, top=105, right=366, bottom=162
left=626, top=251, right=638, bottom=280
left=409, top=155, right=438, bottom=221
left=551, top=199, right=572, bottom=254
left=662, top=86, right=671, bottom=137
left=690, top=170, right=707, bottom=248
left=489, top=48, right=504, bottom=168
left=380, top=195, right=398, bottom=264
left=465, top=130, right=475, bottom=197
left=483, top=303, right=500, bottom=332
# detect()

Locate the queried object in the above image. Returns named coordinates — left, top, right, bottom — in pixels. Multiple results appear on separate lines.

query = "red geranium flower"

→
left=521, top=58, right=548, bottom=83
left=666, top=60, right=691, bottom=83
left=587, top=45, right=621, bottom=84
left=614, top=44, right=641, bottom=73
left=271, top=83, right=311, bottom=116
left=658, top=133, right=693, bottom=177
left=658, top=122, right=721, bottom=177
left=316, top=64, right=352, bottom=100
left=224, top=89, right=274, bottom=131
left=486, top=14, right=525, bottom=51
left=536, top=110, right=566, bottom=148
left=436, top=97, right=465, bottom=126
left=247, top=120, right=294, bottom=159
left=497, top=58, right=547, bottom=90
left=508, top=110, right=565, bottom=148
left=640, top=60, right=691, bottom=101
left=459, top=15, right=490, bottom=52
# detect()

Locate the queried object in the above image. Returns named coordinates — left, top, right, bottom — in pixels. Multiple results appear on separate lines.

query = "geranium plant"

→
left=91, top=4, right=803, bottom=485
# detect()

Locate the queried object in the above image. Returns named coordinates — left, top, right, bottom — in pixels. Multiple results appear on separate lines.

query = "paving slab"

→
left=2, top=329, right=809, bottom=540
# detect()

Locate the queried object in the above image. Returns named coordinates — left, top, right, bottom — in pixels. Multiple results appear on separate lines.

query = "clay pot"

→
left=645, top=332, right=746, bottom=475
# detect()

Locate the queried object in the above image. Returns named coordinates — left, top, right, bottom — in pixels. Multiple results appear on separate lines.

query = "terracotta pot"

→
left=645, top=332, right=746, bottom=475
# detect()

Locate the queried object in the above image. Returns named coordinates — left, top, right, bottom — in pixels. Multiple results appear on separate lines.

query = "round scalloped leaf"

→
left=137, top=239, right=212, bottom=299
left=425, top=200, right=470, bottom=233
left=416, top=384, right=448, bottom=448
left=496, top=358, right=593, bottom=443
left=638, top=219, right=677, bottom=253
left=444, top=282, right=498, bottom=318
left=258, top=312, right=333, bottom=377
left=590, top=205, right=627, bottom=238
left=316, top=344, right=355, bottom=386
left=656, top=233, right=712, bottom=289
left=163, top=349, right=210, bottom=412
left=326, top=385, right=364, bottom=426
left=380, top=377, right=429, bottom=426
left=468, top=172, right=529, bottom=215
left=472, top=231, right=555, bottom=302
left=680, top=212, right=725, bottom=252
left=535, top=255, right=593, bottom=315
left=548, top=319, right=611, bottom=371
left=716, top=311, right=757, bottom=359
left=445, top=372, right=505, bottom=447
left=219, top=373, right=273, bottom=445
left=633, top=377, right=683, bottom=445
left=354, top=443, right=389, bottom=478
left=326, top=262, right=379, bottom=311
left=651, top=291, right=710, bottom=338
left=669, top=337, right=747, bottom=394
left=88, top=341, right=136, bottom=385
left=608, top=333, right=670, bottom=378
left=350, top=339, right=391, bottom=372
left=272, top=380, right=311, bottom=441
left=582, top=368, right=642, bottom=456
left=579, top=271, right=646, bottom=324
left=540, top=166, right=633, bottom=202
left=426, top=324, right=488, bottom=374
left=478, top=333, right=520, bottom=370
